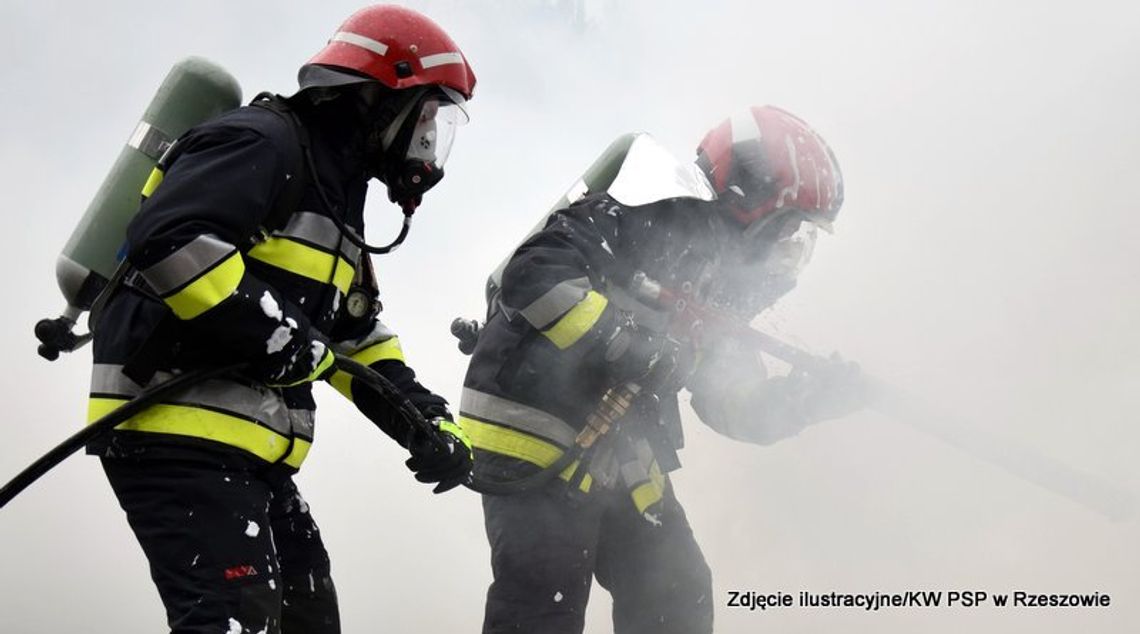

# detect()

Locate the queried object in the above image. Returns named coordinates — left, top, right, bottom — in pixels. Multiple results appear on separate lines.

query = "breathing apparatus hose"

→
left=0, top=362, right=242, bottom=510
left=331, top=356, right=442, bottom=447
left=0, top=355, right=449, bottom=512
left=274, top=93, right=413, bottom=256
left=465, top=446, right=583, bottom=496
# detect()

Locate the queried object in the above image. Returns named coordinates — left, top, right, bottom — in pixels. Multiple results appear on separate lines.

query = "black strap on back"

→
left=250, top=92, right=310, bottom=234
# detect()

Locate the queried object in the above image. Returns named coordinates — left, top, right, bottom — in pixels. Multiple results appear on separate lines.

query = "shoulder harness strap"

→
left=249, top=92, right=310, bottom=234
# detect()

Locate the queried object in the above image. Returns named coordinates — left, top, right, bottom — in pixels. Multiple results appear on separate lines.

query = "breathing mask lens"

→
left=404, top=96, right=462, bottom=169
left=763, top=219, right=817, bottom=279
left=376, top=87, right=468, bottom=211
left=707, top=216, right=818, bottom=317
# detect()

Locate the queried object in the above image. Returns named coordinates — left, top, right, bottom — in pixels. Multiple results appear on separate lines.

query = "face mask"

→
left=371, top=86, right=467, bottom=211
left=706, top=215, right=817, bottom=317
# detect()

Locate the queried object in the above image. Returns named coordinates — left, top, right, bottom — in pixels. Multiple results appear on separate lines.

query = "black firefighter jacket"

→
left=87, top=100, right=450, bottom=471
left=460, top=193, right=817, bottom=516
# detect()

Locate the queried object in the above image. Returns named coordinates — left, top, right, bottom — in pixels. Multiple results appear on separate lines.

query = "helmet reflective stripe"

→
left=729, top=110, right=761, bottom=143
left=331, top=31, right=389, bottom=56
left=774, top=134, right=800, bottom=209
left=305, top=5, right=476, bottom=99
left=696, top=105, right=843, bottom=229
left=420, top=52, right=465, bottom=69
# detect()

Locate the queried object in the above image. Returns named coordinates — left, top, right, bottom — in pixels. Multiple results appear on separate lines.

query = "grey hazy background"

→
left=2, top=1, right=1138, bottom=632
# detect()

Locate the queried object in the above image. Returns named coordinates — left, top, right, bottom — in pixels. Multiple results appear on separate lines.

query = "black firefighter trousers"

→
left=102, top=457, right=339, bottom=634
left=481, top=479, right=713, bottom=634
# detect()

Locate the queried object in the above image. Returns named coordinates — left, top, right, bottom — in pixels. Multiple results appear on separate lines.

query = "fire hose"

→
left=0, top=354, right=444, bottom=511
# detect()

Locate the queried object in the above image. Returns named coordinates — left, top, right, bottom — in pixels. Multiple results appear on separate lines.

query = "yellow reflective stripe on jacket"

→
left=352, top=337, right=405, bottom=366
left=629, top=460, right=665, bottom=513
left=328, top=337, right=406, bottom=399
left=87, top=397, right=296, bottom=463
left=247, top=237, right=355, bottom=294
left=560, top=460, right=592, bottom=493
left=459, top=415, right=591, bottom=492
left=163, top=251, right=245, bottom=320
left=519, top=276, right=592, bottom=329
left=461, top=415, right=562, bottom=466
left=541, top=290, right=608, bottom=349
left=283, top=438, right=312, bottom=469
left=141, top=167, right=164, bottom=198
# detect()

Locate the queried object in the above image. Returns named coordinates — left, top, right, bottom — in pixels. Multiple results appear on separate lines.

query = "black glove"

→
left=791, top=355, right=866, bottom=422
left=405, top=417, right=473, bottom=493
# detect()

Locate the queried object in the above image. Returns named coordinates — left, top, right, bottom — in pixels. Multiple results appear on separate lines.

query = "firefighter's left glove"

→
left=264, top=340, right=337, bottom=388
left=406, top=417, right=473, bottom=494
left=792, top=355, right=866, bottom=423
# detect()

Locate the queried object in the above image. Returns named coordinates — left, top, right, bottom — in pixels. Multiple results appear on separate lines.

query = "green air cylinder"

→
left=55, top=57, right=242, bottom=313
left=485, top=132, right=639, bottom=303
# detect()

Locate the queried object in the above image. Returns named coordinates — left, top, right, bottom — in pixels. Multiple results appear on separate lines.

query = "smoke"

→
left=0, top=1, right=1137, bottom=632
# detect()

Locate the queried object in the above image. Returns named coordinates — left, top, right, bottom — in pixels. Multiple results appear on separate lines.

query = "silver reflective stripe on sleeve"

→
left=141, top=234, right=238, bottom=296
left=274, top=211, right=362, bottom=266
left=460, top=388, right=578, bottom=447
left=518, top=277, right=592, bottom=330
left=90, top=364, right=296, bottom=437
left=289, top=408, right=315, bottom=438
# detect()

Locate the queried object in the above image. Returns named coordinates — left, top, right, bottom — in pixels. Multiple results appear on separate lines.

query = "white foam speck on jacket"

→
left=268, top=579, right=276, bottom=590
left=642, top=511, right=662, bottom=527
left=259, top=291, right=283, bottom=321
left=554, top=591, right=564, bottom=603
left=266, top=325, right=293, bottom=354
left=227, top=618, right=242, bottom=634
left=245, top=521, right=260, bottom=538
left=310, top=341, right=327, bottom=368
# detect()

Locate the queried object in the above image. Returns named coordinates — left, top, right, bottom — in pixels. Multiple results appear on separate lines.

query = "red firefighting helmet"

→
left=298, top=5, right=477, bottom=210
left=300, top=4, right=476, bottom=100
left=696, top=106, right=842, bottom=233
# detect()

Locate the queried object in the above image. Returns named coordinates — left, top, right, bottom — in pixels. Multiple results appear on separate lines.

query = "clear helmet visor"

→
left=707, top=215, right=819, bottom=317
left=404, top=86, right=467, bottom=168
left=762, top=217, right=817, bottom=279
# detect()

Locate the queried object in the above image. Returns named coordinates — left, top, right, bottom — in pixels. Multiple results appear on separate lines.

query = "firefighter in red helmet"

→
left=89, top=6, right=475, bottom=633
left=459, top=105, right=863, bottom=634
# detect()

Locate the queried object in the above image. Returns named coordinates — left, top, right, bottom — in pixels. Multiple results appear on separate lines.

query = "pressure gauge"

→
left=345, top=289, right=377, bottom=319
